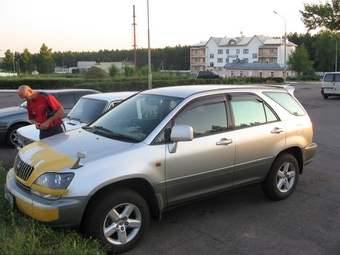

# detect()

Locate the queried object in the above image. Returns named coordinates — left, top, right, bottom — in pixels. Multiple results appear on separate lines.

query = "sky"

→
left=0, top=0, right=322, bottom=57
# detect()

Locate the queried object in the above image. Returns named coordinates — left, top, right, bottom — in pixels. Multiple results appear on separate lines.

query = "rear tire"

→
left=262, top=153, right=299, bottom=201
left=82, top=188, right=150, bottom=254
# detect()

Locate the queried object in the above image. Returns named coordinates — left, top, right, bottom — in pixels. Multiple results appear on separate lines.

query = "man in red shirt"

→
left=18, top=85, right=66, bottom=139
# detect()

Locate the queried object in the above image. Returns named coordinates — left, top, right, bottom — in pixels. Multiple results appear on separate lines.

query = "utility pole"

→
left=147, top=0, right=152, bottom=89
left=132, top=5, right=137, bottom=68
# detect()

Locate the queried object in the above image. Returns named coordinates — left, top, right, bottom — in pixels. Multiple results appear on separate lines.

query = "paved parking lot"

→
left=0, top=84, right=339, bottom=255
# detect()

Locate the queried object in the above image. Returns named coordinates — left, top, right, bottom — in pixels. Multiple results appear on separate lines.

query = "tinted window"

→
left=56, top=94, right=75, bottom=109
left=230, top=94, right=279, bottom=129
left=67, top=98, right=107, bottom=123
left=335, top=74, right=340, bottom=82
left=175, top=95, right=227, bottom=138
left=324, top=74, right=333, bottom=82
left=264, top=92, right=305, bottom=116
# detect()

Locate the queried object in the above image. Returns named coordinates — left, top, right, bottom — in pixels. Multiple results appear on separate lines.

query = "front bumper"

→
left=5, top=168, right=87, bottom=228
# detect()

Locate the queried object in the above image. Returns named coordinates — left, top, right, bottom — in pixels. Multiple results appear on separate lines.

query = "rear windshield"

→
left=263, top=92, right=305, bottom=116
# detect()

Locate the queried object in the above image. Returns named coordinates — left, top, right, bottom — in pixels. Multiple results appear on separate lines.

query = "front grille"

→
left=15, top=159, right=34, bottom=181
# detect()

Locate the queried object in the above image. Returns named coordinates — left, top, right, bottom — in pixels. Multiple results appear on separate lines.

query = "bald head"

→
left=18, top=85, right=36, bottom=101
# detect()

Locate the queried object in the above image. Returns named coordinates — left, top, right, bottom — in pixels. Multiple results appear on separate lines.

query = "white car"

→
left=17, top=91, right=137, bottom=147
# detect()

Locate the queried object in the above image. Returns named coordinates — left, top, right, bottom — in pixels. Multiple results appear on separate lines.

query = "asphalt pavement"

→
left=0, top=84, right=339, bottom=255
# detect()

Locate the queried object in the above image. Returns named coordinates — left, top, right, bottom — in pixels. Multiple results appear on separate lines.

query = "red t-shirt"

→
left=27, top=92, right=63, bottom=128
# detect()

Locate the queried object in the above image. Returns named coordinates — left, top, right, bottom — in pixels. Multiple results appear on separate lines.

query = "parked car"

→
left=17, top=91, right=137, bottom=147
left=321, top=72, right=340, bottom=99
left=0, top=89, right=100, bottom=147
left=197, top=70, right=222, bottom=79
left=5, top=85, right=317, bottom=254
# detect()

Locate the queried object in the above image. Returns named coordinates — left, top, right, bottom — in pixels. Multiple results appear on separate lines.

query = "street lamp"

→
left=274, top=11, right=287, bottom=83
left=329, top=35, right=337, bottom=72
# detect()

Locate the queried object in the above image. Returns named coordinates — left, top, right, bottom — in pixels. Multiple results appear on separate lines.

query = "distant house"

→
left=190, top=35, right=297, bottom=78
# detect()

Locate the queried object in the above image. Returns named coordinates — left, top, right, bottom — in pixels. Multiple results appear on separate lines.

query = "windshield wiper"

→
left=83, top=126, right=139, bottom=142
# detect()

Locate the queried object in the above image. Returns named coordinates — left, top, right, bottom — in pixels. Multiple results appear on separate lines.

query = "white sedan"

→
left=17, top=91, right=137, bottom=147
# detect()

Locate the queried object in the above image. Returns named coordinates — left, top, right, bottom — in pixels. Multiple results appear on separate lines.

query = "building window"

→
left=240, top=70, right=243, bottom=77
left=236, top=49, right=240, bottom=54
left=259, top=71, right=263, bottom=77
left=226, top=58, right=229, bottom=63
left=210, top=62, right=214, bottom=67
left=217, top=58, right=223, bottom=63
left=226, top=49, right=229, bottom=54
left=218, top=67, right=223, bottom=71
left=252, top=53, right=257, bottom=58
left=231, top=70, right=234, bottom=76
left=270, top=71, right=274, bottom=77
left=210, top=54, right=214, bottom=58
left=262, top=49, right=266, bottom=54
left=243, top=49, right=249, bottom=54
left=270, top=49, right=277, bottom=54
left=244, top=58, right=249, bottom=63
left=195, top=50, right=200, bottom=54
left=218, top=49, right=223, bottom=54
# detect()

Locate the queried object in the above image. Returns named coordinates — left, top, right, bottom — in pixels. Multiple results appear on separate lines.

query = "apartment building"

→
left=190, top=35, right=297, bottom=78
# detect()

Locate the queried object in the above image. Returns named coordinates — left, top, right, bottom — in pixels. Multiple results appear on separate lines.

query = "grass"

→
left=0, top=167, right=107, bottom=255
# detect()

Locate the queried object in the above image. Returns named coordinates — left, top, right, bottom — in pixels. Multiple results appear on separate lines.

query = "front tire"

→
left=6, top=124, right=25, bottom=148
left=82, top=188, right=150, bottom=254
left=262, top=153, right=299, bottom=201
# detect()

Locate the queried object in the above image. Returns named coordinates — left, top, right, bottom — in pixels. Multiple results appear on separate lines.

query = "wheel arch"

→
left=276, top=146, right=303, bottom=174
left=82, top=178, right=161, bottom=223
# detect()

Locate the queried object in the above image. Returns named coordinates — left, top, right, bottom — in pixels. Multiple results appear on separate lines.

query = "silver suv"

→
left=5, top=85, right=317, bottom=254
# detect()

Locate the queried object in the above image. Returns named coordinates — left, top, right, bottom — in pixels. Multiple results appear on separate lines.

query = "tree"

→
left=313, top=31, right=339, bottom=71
left=36, top=43, right=55, bottom=74
left=287, top=43, right=314, bottom=78
left=300, top=0, right=340, bottom=31
left=124, top=65, right=136, bottom=77
left=21, top=48, right=34, bottom=74
left=2, top=50, right=14, bottom=72
left=108, top=64, right=120, bottom=77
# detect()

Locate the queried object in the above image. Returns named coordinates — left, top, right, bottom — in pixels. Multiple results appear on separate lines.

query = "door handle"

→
left=271, top=127, right=284, bottom=134
left=216, top=138, right=233, bottom=145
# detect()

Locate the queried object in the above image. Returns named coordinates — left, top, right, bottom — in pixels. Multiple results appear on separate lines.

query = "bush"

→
left=84, top=66, right=108, bottom=79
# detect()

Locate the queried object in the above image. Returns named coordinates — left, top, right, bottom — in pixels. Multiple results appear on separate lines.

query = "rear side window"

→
left=324, top=74, right=334, bottom=82
left=264, top=92, right=305, bottom=116
left=323, top=73, right=340, bottom=82
left=230, top=94, right=279, bottom=129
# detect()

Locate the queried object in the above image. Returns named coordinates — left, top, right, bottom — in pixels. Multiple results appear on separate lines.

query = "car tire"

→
left=82, top=188, right=150, bottom=254
left=323, top=95, right=328, bottom=99
left=261, top=153, right=299, bottom=201
left=6, top=124, right=25, bottom=148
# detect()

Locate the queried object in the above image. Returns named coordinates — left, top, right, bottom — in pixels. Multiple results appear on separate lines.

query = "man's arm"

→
left=40, top=107, right=65, bottom=130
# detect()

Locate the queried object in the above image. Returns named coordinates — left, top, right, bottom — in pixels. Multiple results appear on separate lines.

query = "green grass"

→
left=0, top=167, right=107, bottom=255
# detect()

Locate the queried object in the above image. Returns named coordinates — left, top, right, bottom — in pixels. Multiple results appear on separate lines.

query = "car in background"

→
left=17, top=91, right=137, bottom=147
left=0, top=89, right=100, bottom=147
left=197, top=70, right=223, bottom=79
left=321, top=72, right=340, bottom=99
left=5, top=84, right=317, bottom=254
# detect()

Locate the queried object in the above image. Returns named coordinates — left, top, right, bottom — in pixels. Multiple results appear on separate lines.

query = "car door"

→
left=229, top=93, right=285, bottom=187
left=333, top=73, right=340, bottom=94
left=164, top=94, right=235, bottom=205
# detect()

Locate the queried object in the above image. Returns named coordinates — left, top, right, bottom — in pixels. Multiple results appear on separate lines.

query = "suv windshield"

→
left=85, top=94, right=183, bottom=142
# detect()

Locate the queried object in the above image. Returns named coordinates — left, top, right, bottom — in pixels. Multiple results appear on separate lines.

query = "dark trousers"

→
left=39, top=122, right=66, bottom=140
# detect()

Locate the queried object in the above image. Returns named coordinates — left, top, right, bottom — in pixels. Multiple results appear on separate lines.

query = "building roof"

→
left=191, top=35, right=297, bottom=47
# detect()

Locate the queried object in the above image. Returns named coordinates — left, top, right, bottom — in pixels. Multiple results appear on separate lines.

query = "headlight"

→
left=31, top=173, right=74, bottom=199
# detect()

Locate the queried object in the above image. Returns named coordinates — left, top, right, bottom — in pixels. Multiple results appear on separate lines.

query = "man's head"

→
left=18, top=85, right=37, bottom=102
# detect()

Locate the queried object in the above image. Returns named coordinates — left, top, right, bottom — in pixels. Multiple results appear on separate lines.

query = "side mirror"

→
left=170, top=125, right=193, bottom=142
